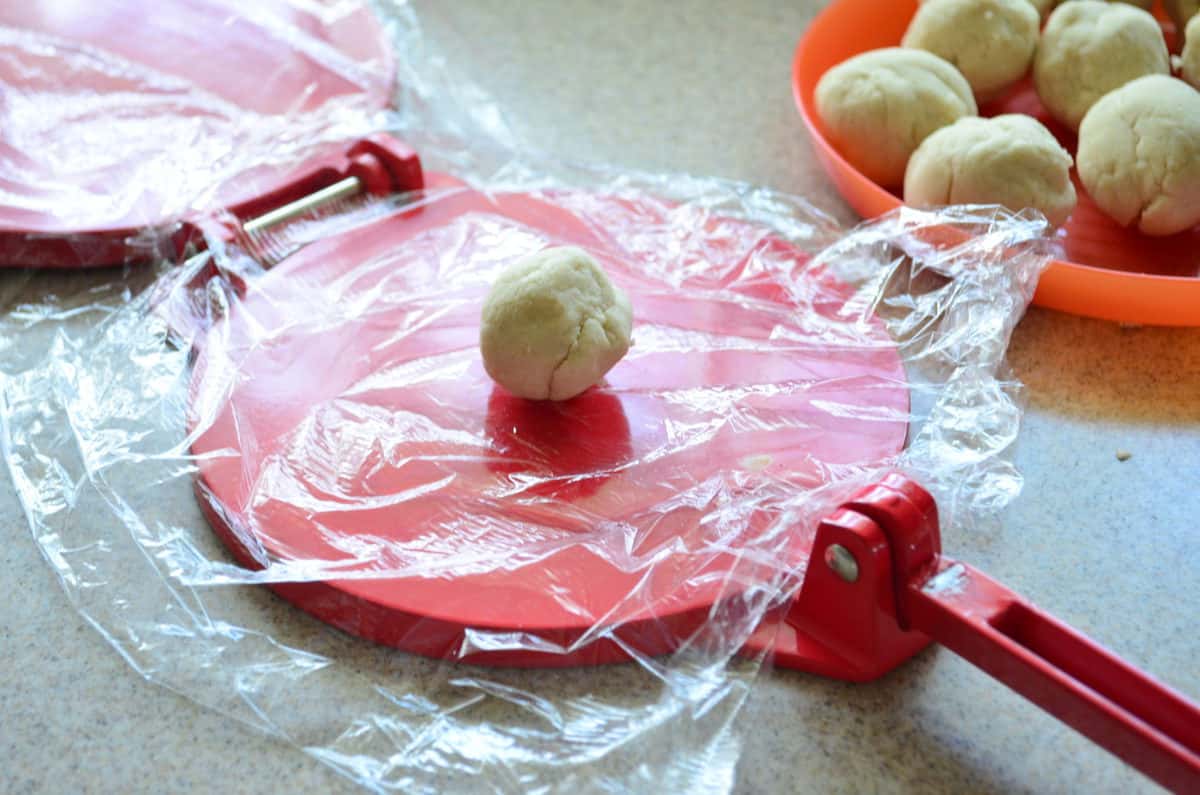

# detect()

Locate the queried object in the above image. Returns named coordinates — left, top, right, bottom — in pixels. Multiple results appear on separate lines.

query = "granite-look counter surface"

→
left=3, top=2, right=1197, bottom=792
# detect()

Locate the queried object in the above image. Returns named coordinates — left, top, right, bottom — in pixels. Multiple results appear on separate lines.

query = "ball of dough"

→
left=1077, top=75, right=1200, bottom=236
left=1034, top=1, right=1170, bottom=131
left=1165, top=0, right=1200, bottom=30
left=480, top=246, right=633, bottom=401
left=1180, top=15, right=1200, bottom=89
left=815, top=48, right=977, bottom=188
left=904, top=0, right=1040, bottom=101
left=905, top=114, right=1078, bottom=226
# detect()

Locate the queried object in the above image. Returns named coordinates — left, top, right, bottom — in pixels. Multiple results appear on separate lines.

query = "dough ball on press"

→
left=1077, top=75, right=1200, bottom=236
left=1179, top=15, right=1200, bottom=89
left=815, top=48, right=977, bottom=188
left=903, top=0, right=1040, bottom=101
left=904, top=114, right=1077, bottom=226
left=480, top=246, right=633, bottom=402
left=1034, top=1, right=1170, bottom=131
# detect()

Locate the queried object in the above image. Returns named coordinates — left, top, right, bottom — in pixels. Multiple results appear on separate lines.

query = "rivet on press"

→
left=825, top=543, right=859, bottom=583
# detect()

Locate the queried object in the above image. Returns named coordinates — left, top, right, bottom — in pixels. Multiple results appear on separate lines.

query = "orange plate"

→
left=793, top=0, right=1200, bottom=326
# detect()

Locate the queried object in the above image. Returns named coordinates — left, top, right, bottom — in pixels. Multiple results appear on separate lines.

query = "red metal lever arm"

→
left=752, top=474, right=1200, bottom=791
left=907, top=561, right=1200, bottom=794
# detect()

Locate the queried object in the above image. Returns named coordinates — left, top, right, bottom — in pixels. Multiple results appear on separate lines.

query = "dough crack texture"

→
left=1077, top=75, right=1200, bottom=236
left=481, top=246, right=633, bottom=401
left=905, top=114, right=1077, bottom=227
left=902, top=0, right=1039, bottom=102
left=1034, top=0, right=1170, bottom=132
left=553, top=317, right=586, bottom=383
left=814, top=47, right=977, bottom=188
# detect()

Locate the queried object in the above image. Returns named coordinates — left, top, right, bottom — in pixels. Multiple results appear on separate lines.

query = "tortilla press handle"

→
left=158, top=135, right=427, bottom=339
left=173, top=134, right=425, bottom=263
left=750, top=474, right=1200, bottom=792
left=239, top=135, right=424, bottom=237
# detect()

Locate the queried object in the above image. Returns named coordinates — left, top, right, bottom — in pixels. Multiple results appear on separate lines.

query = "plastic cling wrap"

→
left=0, top=0, right=397, bottom=268
left=1, top=171, right=1048, bottom=790
left=2, top=1, right=1048, bottom=791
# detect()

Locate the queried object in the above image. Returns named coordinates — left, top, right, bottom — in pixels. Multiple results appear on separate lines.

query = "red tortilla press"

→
left=3, top=4, right=1197, bottom=791
left=179, top=137, right=1200, bottom=792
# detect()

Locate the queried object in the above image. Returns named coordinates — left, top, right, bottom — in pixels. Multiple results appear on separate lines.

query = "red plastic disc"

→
left=0, top=0, right=393, bottom=267
left=190, top=184, right=910, bottom=666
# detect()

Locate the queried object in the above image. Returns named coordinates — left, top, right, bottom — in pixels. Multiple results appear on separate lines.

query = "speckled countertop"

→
left=2, top=2, right=1199, bottom=793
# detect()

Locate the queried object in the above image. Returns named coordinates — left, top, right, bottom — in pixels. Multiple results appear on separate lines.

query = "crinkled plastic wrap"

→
left=0, top=0, right=406, bottom=375
left=0, top=0, right=397, bottom=268
left=2, top=184, right=1048, bottom=792
left=1, top=3, right=1049, bottom=793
